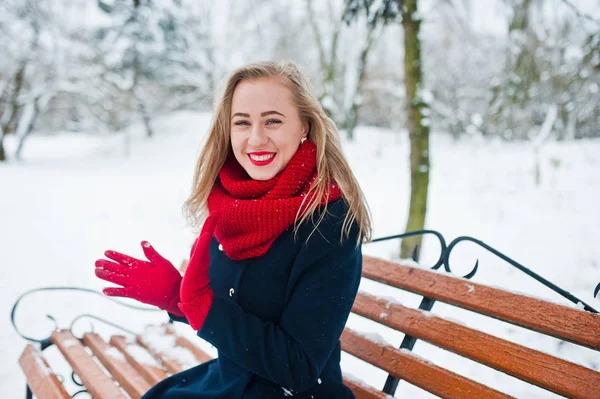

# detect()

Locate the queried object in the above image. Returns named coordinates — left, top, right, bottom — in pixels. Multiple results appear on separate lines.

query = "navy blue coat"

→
left=141, top=199, right=362, bottom=399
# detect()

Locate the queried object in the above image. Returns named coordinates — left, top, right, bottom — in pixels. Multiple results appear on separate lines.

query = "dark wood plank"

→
left=163, top=324, right=214, bottom=364
left=51, top=330, right=126, bottom=399
left=179, top=260, right=188, bottom=274
left=343, top=376, right=389, bottom=399
left=110, top=335, right=168, bottom=385
left=174, top=335, right=214, bottom=364
left=362, top=255, right=600, bottom=350
left=136, top=335, right=185, bottom=374
left=341, top=328, right=513, bottom=399
left=83, top=333, right=151, bottom=399
left=352, top=292, right=600, bottom=398
left=18, top=345, right=71, bottom=399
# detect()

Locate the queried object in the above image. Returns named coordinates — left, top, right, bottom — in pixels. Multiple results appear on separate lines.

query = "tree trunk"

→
left=15, top=100, right=40, bottom=160
left=133, top=55, right=153, bottom=138
left=1, top=62, right=27, bottom=135
left=132, top=0, right=153, bottom=138
left=138, top=100, right=154, bottom=138
left=489, top=0, right=536, bottom=138
left=346, top=23, right=377, bottom=140
left=0, top=125, right=6, bottom=162
left=306, top=0, right=342, bottom=120
left=320, top=28, right=340, bottom=119
left=0, top=79, right=6, bottom=160
left=400, top=0, right=430, bottom=259
left=509, top=0, right=532, bottom=32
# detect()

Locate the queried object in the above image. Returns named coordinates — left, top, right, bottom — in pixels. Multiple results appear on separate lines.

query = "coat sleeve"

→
left=196, top=202, right=362, bottom=392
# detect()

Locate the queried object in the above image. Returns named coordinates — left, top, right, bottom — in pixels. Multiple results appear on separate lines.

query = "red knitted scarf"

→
left=203, top=140, right=341, bottom=260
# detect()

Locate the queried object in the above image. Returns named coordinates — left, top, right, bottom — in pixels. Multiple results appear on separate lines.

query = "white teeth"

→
left=249, top=154, right=275, bottom=161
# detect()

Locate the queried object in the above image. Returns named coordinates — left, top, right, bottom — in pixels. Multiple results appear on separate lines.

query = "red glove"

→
left=95, top=241, right=184, bottom=317
left=178, top=215, right=218, bottom=330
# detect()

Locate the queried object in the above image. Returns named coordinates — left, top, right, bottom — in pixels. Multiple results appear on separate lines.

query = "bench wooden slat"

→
left=136, top=335, right=185, bottom=374
left=343, top=376, right=390, bottom=399
left=110, top=335, right=168, bottom=385
left=362, top=255, right=600, bottom=350
left=353, top=292, right=600, bottom=398
left=51, top=330, right=127, bottom=399
left=341, top=329, right=513, bottom=399
left=18, top=254, right=600, bottom=397
left=174, top=335, right=214, bottom=364
left=83, top=333, right=151, bottom=399
left=18, top=345, right=71, bottom=399
left=163, top=325, right=214, bottom=364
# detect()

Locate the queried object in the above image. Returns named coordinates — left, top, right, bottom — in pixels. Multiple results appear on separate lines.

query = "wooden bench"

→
left=19, top=255, right=600, bottom=398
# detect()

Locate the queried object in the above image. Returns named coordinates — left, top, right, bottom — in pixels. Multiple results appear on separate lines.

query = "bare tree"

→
left=1, top=0, right=58, bottom=160
left=0, top=117, right=5, bottom=161
left=398, top=0, right=430, bottom=258
left=132, top=0, right=154, bottom=138
left=344, top=0, right=430, bottom=258
left=306, top=0, right=345, bottom=121
left=342, top=3, right=383, bottom=140
left=487, top=0, right=600, bottom=140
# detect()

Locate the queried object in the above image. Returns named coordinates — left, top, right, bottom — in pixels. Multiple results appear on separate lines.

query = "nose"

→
left=248, top=124, right=268, bottom=147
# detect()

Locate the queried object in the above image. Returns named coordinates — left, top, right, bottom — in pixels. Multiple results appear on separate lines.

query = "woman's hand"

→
left=95, top=241, right=184, bottom=316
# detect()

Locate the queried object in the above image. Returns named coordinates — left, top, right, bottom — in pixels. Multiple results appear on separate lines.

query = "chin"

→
left=248, top=172, right=277, bottom=181
left=245, top=165, right=279, bottom=181
left=250, top=175, right=274, bottom=181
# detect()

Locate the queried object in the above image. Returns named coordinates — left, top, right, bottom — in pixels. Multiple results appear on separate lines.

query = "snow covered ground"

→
left=1, top=111, right=598, bottom=397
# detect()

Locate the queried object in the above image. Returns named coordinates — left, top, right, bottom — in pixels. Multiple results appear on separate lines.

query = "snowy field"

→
left=1, top=111, right=598, bottom=397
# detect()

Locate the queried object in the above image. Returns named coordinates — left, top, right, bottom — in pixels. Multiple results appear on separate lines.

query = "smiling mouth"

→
left=248, top=152, right=276, bottom=166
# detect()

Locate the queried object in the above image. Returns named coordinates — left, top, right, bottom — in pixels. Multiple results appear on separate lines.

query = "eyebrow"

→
left=261, top=110, right=285, bottom=117
left=231, top=110, right=285, bottom=119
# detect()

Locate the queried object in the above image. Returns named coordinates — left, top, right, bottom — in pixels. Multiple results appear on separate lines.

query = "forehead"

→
left=231, top=77, right=295, bottom=112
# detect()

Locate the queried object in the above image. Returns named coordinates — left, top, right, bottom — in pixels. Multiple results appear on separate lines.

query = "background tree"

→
left=95, top=0, right=216, bottom=140
left=345, top=0, right=430, bottom=258
left=0, top=0, right=61, bottom=160
left=1, top=0, right=597, bottom=163
left=306, top=0, right=345, bottom=121
left=489, top=0, right=600, bottom=140
left=398, top=0, right=430, bottom=259
left=341, top=1, right=384, bottom=140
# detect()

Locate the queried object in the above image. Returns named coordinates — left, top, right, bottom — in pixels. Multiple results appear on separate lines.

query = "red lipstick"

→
left=248, top=152, right=276, bottom=166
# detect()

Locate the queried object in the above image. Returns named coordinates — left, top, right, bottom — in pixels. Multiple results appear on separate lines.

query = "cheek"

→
left=274, top=137, right=299, bottom=165
left=229, top=133, right=243, bottom=153
left=229, top=134, right=246, bottom=166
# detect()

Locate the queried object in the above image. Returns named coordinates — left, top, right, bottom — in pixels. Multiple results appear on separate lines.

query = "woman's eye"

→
left=234, top=120, right=250, bottom=126
left=266, top=119, right=282, bottom=125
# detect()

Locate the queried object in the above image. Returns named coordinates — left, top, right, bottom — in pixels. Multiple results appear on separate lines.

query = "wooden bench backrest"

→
left=343, top=255, right=600, bottom=398
left=362, top=256, right=600, bottom=349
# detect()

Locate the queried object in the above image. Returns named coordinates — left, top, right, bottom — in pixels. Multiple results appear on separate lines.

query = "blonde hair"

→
left=183, top=60, right=372, bottom=244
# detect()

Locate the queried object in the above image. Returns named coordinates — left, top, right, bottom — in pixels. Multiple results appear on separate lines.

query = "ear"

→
left=302, top=120, right=310, bottom=138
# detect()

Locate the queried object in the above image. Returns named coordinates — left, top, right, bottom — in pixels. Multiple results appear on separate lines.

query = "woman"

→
left=94, top=60, right=372, bottom=398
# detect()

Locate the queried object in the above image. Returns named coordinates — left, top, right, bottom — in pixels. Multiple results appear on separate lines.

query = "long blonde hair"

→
left=183, top=60, right=372, bottom=244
